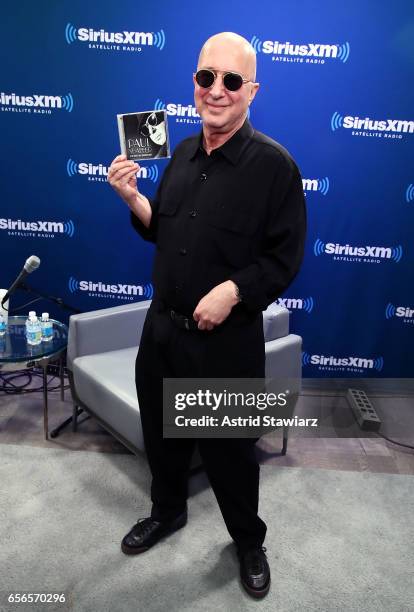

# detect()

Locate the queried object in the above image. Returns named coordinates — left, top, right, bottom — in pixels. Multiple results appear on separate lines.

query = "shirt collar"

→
left=188, top=117, right=254, bottom=165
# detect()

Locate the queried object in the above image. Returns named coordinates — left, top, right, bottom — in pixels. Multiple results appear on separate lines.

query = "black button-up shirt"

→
left=130, top=118, right=306, bottom=317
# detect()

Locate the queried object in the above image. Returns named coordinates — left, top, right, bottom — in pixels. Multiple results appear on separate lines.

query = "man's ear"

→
left=249, top=82, right=260, bottom=103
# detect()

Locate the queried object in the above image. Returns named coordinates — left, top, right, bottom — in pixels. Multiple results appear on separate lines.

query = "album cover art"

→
left=117, top=109, right=170, bottom=161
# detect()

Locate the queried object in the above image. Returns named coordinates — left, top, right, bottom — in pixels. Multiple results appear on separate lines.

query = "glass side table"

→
left=0, top=316, right=68, bottom=439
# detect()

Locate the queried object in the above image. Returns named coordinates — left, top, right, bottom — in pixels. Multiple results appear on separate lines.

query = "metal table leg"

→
left=43, top=363, right=48, bottom=440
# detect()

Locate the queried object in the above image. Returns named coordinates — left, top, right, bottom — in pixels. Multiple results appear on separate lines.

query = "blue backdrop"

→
left=1, top=1, right=413, bottom=378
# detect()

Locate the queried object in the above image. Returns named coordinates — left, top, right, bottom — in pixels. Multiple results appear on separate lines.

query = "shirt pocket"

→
left=157, top=198, right=180, bottom=249
left=205, top=202, right=260, bottom=268
left=208, top=204, right=258, bottom=236
left=159, top=198, right=179, bottom=216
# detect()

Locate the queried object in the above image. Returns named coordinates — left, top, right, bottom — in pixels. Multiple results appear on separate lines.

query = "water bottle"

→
left=27, top=315, right=42, bottom=346
left=41, top=312, right=53, bottom=342
left=25, top=311, right=36, bottom=341
left=0, top=313, right=6, bottom=336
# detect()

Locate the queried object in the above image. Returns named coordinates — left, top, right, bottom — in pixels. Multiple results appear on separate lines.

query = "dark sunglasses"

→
left=194, top=68, right=252, bottom=92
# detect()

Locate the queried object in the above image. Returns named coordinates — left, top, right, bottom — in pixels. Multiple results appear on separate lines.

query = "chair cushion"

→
left=73, top=346, right=144, bottom=451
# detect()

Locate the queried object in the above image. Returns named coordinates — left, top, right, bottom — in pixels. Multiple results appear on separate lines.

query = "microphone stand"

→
left=6, top=282, right=85, bottom=438
left=7, top=282, right=82, bottom=314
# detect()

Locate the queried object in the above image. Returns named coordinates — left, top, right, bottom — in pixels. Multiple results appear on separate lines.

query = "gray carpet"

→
left=0, top=443, right=413, bottom=612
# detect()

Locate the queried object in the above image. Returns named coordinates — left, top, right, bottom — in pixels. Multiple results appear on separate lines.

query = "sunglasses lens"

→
left=148, top=113, right=157, bottom=126
left=223, top=72, right=243, bottom=91
left=141, top=125, right=150, bottom=137
left=196, top=70, right=215, bottom=88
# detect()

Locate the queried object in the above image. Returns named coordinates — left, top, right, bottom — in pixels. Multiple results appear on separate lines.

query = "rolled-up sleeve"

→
left=229, top=154, right=307, bottom=312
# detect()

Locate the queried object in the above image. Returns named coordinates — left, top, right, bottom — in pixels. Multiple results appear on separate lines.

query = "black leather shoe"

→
left=238, top=546, right=271, bottom=598
left=121, top=511, right=187, bottom=555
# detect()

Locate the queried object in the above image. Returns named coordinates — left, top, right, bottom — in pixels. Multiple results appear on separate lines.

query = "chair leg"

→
left=281, top=425, right=289, bottom=455
left=72, top=404, right=79, bottom=432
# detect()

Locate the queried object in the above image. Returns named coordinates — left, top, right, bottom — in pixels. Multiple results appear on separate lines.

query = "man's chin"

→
left=201, top=111, right=228, bottom=130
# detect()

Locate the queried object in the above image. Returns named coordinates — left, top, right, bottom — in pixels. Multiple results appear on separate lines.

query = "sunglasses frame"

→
left=194, top=68, right=253, bottom=92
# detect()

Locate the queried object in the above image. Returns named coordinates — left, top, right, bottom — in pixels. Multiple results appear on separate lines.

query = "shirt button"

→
left=179, top=248, right=187, bottom=255
left=175, top=285, right=181, bottom=292
left=189, top=210, right=197, bottom=217
left=200, top=172, right=207, bottom=181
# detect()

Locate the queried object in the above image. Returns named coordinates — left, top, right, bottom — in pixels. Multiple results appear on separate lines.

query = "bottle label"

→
left=27, top=330, right=37, bottom=344
left=27, top=325, right=42, bottom=344
left=42, top=323, right=53, bottom=340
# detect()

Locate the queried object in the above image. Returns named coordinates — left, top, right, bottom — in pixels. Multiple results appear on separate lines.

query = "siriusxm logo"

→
left=406, top=184, right=414, bottom=203
left=0, top=218, right=74, bottom=238
left=65, top=23, right=165, bottom=53
left=314, top=239, right=403, bottom=264
left=303, top=352, right=384, bottom=372
left=66, top=159, right=159, bottom=183
left=385, top=303, right=414, bottom=324
left=154, top=98, right=201, bottom=125
left=251, top=36, right=350, bottom=64
left=0, top=92, right=73, bottom=114
left=68, top=277, right=154, bottom=301
left=275, top=297, right=314, bottom=313
left=331, top=112, right=413, bottom=140
left=302, top=177, right=330, bottom=196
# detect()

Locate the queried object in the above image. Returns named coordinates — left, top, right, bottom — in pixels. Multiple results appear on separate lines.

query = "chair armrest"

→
left=263, top=303, right=290, bottom=342
left=265, top=333, right=302, bottom=395
left=67, top=300, right=150, bottom=370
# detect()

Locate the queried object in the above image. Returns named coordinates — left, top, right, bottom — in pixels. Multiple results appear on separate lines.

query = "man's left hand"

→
left=193, top=281, right=240, bottom=331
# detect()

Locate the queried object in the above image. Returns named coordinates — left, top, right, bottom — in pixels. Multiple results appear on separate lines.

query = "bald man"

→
left=108, top=32, right=306, bottom=599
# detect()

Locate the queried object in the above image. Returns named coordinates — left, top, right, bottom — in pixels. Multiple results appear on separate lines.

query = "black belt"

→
left=169, top=309, right=199, bottom=331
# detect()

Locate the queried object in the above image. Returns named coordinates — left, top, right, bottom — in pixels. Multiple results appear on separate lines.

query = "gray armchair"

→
left=67, top=300, right=302, bottom=456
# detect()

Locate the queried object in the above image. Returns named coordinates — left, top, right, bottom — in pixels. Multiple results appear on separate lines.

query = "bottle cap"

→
left=29, top=311, right=36, bottom=317
left=42, top=312, right=49, bottom=319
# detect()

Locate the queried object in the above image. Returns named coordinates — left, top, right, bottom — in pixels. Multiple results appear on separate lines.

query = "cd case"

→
left=117, top=109, right=171, bottom=161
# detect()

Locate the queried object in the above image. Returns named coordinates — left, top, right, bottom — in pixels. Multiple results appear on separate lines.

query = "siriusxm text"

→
left=78, top=281, right=146, bottom=295
left=344, top=116, right=414, bottom=134
left=326, top=243, right=395, bottom=258
left=77, top=28, right=152, bottom=45
left=0, top=219, right=64, bottom=233
left=311, top=355, right=376, bottom=368
left=395, top=307, right=414, bottom=318
left=74, top=163, right=149, bottom=178
left=166, top=103, right=200, bottom=117
left=263, top=41, right=339, bottom=58
left=1, top=93, right=62, bottom=108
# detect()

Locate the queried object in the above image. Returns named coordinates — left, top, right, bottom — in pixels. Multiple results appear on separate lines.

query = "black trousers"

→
left=135, top=300, right=267, bottom=552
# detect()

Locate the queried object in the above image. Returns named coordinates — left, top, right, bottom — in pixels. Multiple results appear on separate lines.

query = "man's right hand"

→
left=107, top=154, right=152, bottom=228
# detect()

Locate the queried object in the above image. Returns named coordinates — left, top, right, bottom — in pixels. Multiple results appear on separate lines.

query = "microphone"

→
left=1, top=255, right=41, bottom=306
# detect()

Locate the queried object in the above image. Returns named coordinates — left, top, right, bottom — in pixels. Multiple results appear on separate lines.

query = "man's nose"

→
left=209, top=74, right=226, bottom=97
